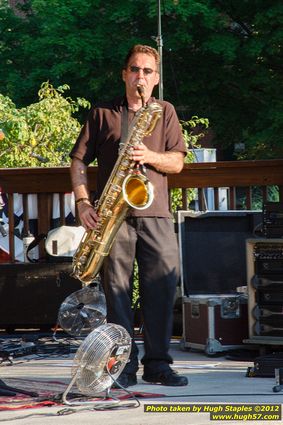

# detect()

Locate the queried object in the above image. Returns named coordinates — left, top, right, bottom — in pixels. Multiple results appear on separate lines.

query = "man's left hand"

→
left=131, top=143, right=152, bottom=165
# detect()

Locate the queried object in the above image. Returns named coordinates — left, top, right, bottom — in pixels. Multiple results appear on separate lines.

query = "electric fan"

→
left=62, top=323, right=131, bottom=405
left=57, top=285, right=106, bottom=337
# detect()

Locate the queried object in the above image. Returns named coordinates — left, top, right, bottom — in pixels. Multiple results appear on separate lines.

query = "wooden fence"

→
left=0, top=159, right=282, bottom=262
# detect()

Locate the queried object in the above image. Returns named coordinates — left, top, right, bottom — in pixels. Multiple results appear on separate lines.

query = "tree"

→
left=0, top=0, right=282, bottom=159
left=160, top=0, right=283, bottom=159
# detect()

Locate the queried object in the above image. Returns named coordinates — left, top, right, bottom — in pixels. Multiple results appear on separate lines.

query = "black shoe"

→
left=112, top=372, right=137, bottom=389
left=142, top=370, right=188, bottom=387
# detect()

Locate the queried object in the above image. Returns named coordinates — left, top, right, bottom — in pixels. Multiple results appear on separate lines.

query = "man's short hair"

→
left=123, top=45, right=160, bottom=70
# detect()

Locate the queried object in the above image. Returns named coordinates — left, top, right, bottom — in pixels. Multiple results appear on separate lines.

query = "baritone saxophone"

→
left=72, top=89, right=163, bottom=285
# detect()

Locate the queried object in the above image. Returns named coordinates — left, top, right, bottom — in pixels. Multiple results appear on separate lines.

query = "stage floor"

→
left=0, top=333, right=281, bottom=425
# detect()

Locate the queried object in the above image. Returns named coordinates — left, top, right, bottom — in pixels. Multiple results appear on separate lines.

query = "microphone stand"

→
left=156, top=0, right=163, bottom=100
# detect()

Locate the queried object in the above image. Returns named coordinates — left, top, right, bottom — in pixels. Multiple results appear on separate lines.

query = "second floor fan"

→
left=57, top=284, right=106, bottom=337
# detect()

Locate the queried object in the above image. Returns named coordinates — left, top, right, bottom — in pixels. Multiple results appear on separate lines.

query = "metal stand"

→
left=62, top=373, right=119, bottom=408
left=156, top=0, right=163, bottom=100
left=273, top=368, right=283, bottom=393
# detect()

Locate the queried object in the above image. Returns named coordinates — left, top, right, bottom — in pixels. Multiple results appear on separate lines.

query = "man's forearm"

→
left=70, top=158, right=90, bottom=200
left=70, top=157, right=98, bottom=229
left=147, top=151, right=185, bottom=174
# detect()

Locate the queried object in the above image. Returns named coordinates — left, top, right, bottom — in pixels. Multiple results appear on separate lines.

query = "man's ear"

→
left=122, top=69, right=126, bottom=82
left=154, top=72, right=160, bottom=86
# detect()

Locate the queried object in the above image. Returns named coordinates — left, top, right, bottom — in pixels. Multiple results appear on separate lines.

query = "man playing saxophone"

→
left=70, top=44, right=188, bottom=388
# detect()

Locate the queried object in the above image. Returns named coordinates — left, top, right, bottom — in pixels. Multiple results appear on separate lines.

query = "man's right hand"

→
left=77, top=202, right=99, bottom=230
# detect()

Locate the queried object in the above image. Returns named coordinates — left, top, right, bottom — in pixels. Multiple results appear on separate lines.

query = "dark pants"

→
left=101, top=217, right=180, bottom=375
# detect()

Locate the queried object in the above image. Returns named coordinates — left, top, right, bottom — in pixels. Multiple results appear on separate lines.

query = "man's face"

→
left=122, top=53, right=160, bottom=100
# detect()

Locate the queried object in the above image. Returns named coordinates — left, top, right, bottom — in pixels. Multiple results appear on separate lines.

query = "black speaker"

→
left=0, top=262, right=82, bottom=330
left=177, top=210, right=262, bottom=296
left=263, top=202, right=283, bottom=238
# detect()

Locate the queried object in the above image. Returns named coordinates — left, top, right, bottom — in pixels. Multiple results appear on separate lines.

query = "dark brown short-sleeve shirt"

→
left=70, top=96, right=186, bottom=218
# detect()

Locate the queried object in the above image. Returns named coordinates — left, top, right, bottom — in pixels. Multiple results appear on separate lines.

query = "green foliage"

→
left=132, top=259, right=140, bottom=309
left=168, top=0, right=283, bottom=160
left=236, top=186, right=280, bottom=210
left=0, top=82, right=90, bottom=167
left=1, top=0, right=282, bottom=159
left=170, top=116, right=210, bottom=213
left=181, top=116, right=210, bottom=164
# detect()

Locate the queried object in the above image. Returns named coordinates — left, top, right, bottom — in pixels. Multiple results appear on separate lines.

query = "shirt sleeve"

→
left=69, top=107, right=98, bottom=165
left=163, top=102, right=187, bottom=154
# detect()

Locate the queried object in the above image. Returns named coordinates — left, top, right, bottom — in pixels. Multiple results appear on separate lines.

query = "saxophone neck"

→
left=137, top=85, right=145, bottom=108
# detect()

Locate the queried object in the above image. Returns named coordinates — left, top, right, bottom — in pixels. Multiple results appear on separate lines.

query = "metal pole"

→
left=157, top=0, right=163, bottom=100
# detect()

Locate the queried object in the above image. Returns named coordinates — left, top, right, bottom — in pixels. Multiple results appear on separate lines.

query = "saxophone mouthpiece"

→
left=137, top=85, right=145, bottom=107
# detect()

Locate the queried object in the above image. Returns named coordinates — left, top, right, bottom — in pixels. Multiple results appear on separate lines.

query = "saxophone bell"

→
left=122, top=171, right=154, bottom=210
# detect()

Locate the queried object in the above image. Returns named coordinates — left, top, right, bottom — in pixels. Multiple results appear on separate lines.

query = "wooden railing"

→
left=0, top=159, right=282, bottom=261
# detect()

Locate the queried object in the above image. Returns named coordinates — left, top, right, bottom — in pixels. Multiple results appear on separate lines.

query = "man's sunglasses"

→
left=128, top=65, right=156, bottom=75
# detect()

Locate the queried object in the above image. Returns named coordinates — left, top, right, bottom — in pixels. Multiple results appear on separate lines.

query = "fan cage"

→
left=72, top=323, right=131, bottom=395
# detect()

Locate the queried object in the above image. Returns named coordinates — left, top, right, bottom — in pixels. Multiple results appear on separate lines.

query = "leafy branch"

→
left=0, top=82, right=90, bottom=167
